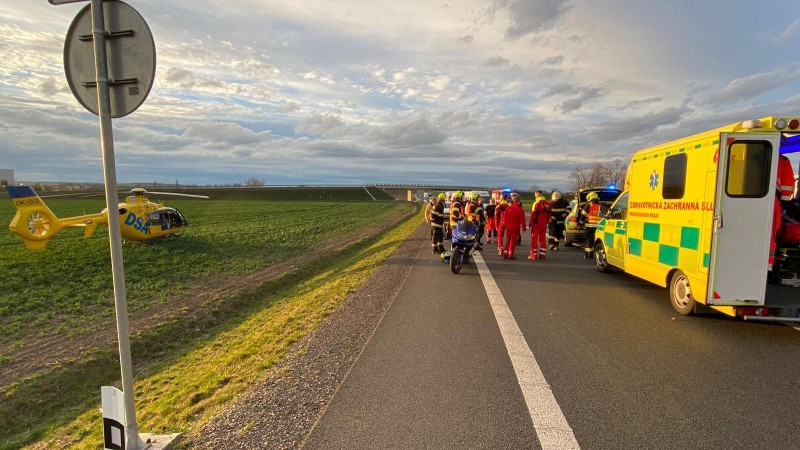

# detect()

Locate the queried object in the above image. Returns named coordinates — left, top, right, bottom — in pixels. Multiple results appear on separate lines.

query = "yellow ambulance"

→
left=594, top=117, right=800, bottom=321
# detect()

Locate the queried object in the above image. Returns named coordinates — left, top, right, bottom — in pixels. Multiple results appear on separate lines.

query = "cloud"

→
left=182, top=121, right=272, bottom=146
left=707, top=65, right=800, bottom=105
left=428, top=76, right=452, bottom=91
left=542, top=83, right=607, bottom=113
left=615, top=96, right=663, bottom=110
left=366, top=115, right=448, bottom=150
left=500, top=0, right=573, bottom=40
left=773, top=19, right=800, bottom=44
left=540, top=55, right=564, bottom=66
left=483, top=57, right=512, bottom=67
left=295, top=113, right=345, bottom=136
left=163, top=67, right=224, bottom=90
left=588, top=105, right=691, bottom=142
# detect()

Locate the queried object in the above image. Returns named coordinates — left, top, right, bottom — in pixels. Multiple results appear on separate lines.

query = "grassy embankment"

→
left=0, top=188, right=420, bottom=449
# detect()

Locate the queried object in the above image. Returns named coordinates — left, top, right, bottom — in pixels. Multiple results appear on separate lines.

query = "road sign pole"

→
left=89, top=0, right=142, bottom=449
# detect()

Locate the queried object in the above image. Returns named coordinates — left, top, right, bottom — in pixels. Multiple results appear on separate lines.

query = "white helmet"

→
left=552, top=191, right=561, bottom=201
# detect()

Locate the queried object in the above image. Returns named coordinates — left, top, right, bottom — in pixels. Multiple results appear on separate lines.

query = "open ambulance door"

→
left=707, top=133, right=780, bottom=306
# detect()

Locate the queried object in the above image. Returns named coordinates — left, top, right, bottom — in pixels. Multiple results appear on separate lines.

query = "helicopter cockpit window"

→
left=149, top=211, right=161, bottom=225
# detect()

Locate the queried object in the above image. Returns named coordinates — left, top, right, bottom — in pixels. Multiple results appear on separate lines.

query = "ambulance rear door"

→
left=707, top=133, right=780, bottom=306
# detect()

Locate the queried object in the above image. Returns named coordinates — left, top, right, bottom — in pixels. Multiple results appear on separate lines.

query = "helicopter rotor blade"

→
left=146, top=191, right=210, bottom=199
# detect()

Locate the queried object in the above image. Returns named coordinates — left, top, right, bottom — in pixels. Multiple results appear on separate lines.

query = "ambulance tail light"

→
left=736, top=306, right=772, bottom=318
left=789, top=119, right=799, bottom=130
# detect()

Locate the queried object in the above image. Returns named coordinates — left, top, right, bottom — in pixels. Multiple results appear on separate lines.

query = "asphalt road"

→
left=302, top=225, right=800, bottom=449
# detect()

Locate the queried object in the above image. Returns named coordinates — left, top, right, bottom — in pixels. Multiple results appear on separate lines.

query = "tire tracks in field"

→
left=0, top=205, right=417, bottom=390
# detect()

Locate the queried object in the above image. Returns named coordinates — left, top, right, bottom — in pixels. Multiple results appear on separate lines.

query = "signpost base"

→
left=138, top=433, right=181, bottom=450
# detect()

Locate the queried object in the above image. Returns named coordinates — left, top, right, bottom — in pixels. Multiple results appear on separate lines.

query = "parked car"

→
left=564, top=186, right=622, bottom=247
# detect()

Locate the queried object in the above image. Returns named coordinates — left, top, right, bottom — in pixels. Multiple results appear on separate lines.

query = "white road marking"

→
left=473, top=252, right=580, bottom=450
left=778, top=320, right=800, bottom=332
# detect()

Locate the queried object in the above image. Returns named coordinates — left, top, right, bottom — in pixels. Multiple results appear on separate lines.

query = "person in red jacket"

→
left=495, top=196, right=509, bottom=256
left=528, top=190, right=551, bottom=260
left=502, top=192, right=526, bottom=259
left=771, top=155, right=796, bottom=274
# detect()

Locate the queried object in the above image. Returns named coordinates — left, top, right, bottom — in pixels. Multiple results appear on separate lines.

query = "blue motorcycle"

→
left=441, top=219, right=478, bottom=274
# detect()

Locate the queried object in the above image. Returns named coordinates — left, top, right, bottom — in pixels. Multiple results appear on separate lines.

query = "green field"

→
left=0, top=192, right=419, bottom=449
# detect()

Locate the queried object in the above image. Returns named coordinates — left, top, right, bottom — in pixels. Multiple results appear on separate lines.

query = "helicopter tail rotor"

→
left=6, top=186, right=65, bottom=249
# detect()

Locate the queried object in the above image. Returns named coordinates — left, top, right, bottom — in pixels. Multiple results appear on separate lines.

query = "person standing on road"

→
left=430, top=193, right=447, bottom=254
left=580, top=192, right=602, bottom=259
left=548, top=191, right=569, bottom=251
left=449, top=190, right=465, bottom=231
left=466, top=193, right=485, bottom=250
left=485, top=198, right=497, bottom=244
left=528, top=190, right=551, bottom=260
left=496, top=196, right=509, bottom=256
left=502, top=193, right=526, bottom=259
left=425, top=196, right=435, bottom=226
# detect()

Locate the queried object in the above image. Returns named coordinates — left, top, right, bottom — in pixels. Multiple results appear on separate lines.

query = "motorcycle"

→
left=441, top=219, right=478, bottom=274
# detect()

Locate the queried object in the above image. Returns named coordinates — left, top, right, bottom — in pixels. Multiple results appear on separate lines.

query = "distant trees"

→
left=568, top=159, right=627, bottom=191
left=244, top=177, right=264, bottom=187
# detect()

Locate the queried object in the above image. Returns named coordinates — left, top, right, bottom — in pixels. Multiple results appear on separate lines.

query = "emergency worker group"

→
left=424, top=189, right=595, bottom=261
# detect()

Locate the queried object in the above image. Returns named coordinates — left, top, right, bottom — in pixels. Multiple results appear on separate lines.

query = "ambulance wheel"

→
left=669, top=270, right=695, bottom=315
left=594, top=242, right=611, bottom=273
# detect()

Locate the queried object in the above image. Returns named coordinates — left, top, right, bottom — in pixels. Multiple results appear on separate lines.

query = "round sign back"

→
left=64, top=0, right=156, bottom=118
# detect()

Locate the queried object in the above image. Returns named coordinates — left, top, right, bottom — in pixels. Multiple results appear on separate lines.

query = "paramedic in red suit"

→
left=528, top=190, right=551, bottom=260
left=502, top=193, right=526, bottom=259
left=771, top=155, right=795, bottom=271
left=496, top=197, right=509, bottom=256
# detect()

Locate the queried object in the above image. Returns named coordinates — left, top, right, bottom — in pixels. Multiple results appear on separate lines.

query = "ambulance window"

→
left=663, top=153, right=687, bottom=199
left=725, top=141, right=771, bottom=198
left=611, top=192, right=628, bottom=220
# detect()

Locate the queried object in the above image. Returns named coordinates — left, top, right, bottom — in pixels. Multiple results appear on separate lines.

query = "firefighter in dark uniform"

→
left=548, top=191, right=570, bottom=251
left=431, top=193, right=447, bottom=254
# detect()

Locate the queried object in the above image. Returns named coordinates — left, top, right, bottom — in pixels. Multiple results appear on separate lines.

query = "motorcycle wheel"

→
left=450, top=251, right=463, bottom=274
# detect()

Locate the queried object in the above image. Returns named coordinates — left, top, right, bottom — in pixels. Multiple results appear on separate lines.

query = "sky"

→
left=1, top=0, right=800, bottom=190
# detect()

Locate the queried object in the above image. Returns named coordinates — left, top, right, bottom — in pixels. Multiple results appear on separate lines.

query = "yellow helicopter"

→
left=5, top=185, right=208, bottom=249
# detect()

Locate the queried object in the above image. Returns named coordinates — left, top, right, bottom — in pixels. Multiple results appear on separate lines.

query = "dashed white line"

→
left=473, top=252, right=580, bottom=450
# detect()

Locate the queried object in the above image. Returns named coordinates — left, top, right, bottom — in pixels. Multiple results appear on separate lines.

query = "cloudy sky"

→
left=1, top=0, right=800, bottom=189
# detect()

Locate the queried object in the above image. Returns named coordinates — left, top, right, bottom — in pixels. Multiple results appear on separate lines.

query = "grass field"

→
left=0, top=191, right=420, bottom=449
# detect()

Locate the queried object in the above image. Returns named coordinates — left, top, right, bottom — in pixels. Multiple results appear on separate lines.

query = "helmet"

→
left=471, top=192, right=479, bottom=201
left=437, top=193, right=446, bottom=200
left=552, top=191, right=561, bottom=201
left=454, top=190, right=463, bottom=199
left=587, top=192, right=599, bottom=202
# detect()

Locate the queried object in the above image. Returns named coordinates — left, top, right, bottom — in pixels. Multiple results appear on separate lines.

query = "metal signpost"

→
left=51, top=1, right=174, bottom=449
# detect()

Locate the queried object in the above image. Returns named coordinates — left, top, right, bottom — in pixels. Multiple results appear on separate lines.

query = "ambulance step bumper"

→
left=742, top=315, right=800, bottom=323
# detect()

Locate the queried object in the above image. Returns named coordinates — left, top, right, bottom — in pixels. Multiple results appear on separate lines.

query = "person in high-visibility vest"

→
left=528, top=190, right=551, bottom=260
left=485, top=198, right=497, bottom=244
left=449, top=190, right=465, bottom=229
left=430, top=193, right=447, bottom=254
left=580, top=192, right=603, bottom=259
